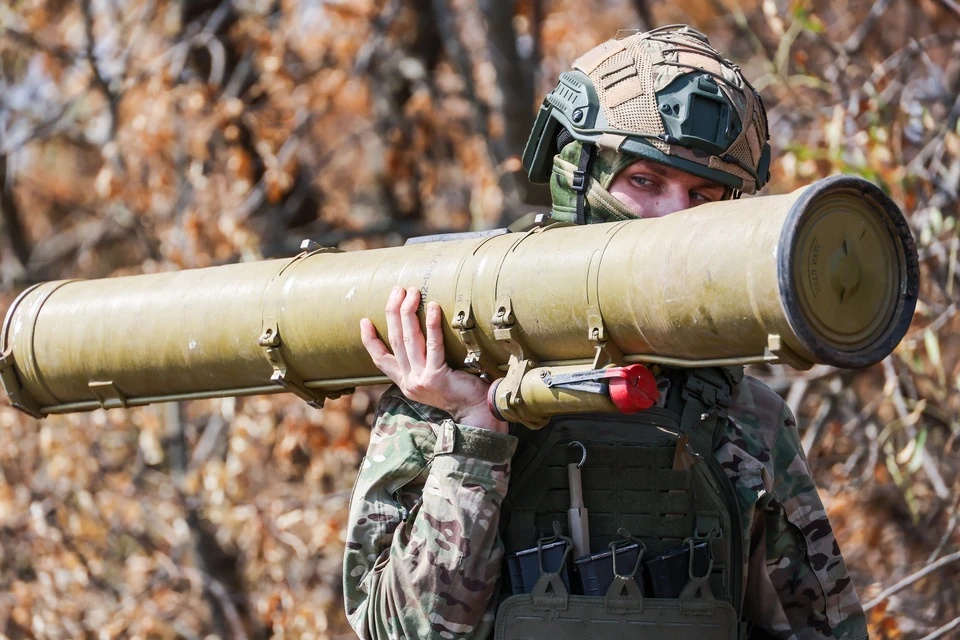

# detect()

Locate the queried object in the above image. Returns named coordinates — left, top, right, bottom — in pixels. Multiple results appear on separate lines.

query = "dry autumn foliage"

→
left=0, top=0, right=958, bottom=638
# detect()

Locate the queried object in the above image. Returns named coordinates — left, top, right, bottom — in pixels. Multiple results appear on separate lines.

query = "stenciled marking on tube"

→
left=419, top=253, right=443, bottom=310
left=809, top=236, right=821, bottom=297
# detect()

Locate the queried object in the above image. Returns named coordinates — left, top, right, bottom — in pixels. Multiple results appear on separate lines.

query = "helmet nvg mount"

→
left=523, top=25, right=771, bottom=221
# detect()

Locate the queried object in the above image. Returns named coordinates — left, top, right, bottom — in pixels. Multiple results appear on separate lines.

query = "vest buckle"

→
left=682, top=373, right=733, bottom=417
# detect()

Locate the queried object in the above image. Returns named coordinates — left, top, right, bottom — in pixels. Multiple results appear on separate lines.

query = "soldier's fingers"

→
left=400, top=286, right=426, bottom=371
left=424, top=301, right=447, bottom=372
left=359, top=318, right=401, bottom=380
left=383, top=286, right=410, bottom=373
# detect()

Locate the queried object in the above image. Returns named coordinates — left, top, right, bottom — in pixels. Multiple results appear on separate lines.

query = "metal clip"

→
left=584, top=237, right=623, bottom=368
left=452, top=299, right=483, bottom=371
left=543, top=369, right=609, bottom=395
left=0, top=349, right=43, bottom=418
left=492, top=296, right=515, bottom=331
left=588, top=314, right=624, bottom=368
left=493, top=356, right=545, bottom=427
left=682, top=373, right=732, bottom=415
left=258, top=330, right=327, bottom=409
left=764, top=334, right=813, bottom=370
left=299, top=239, right=343, bottom=255
left=88, top=381, right=127, bottom=410
left=451, top=299, right=499, bottom=378
left=257, top=243, right=346, bottom=408
left=492, top=295, right=534, bottom=362
left=572, top=169, right=587, bottom=193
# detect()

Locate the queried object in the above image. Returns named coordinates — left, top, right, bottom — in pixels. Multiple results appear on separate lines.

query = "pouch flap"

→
left=496, top=595, right=739, bottom=640
left=604, top=575, right=644, bottom=613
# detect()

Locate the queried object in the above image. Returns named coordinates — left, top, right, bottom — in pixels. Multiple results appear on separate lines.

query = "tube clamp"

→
left=258, top=244, right=344, bottom=409
left=88, top=381, right=127, bottom=410
left=258, top=333, right=326, bottom=409
left=493, top=295, right=534, bottom=361
left=452, top=299, right=496, bottom=375
left=492, top=356, right=544, bottom=427
left=0, top=349, right=43, bottom=418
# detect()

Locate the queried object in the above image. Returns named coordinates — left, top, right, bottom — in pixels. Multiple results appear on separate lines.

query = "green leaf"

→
left=930, top=207, right=943, bottom=236
left=906, top=428, right=927, bottom=474
left=924, top=328, right=946, bottom=386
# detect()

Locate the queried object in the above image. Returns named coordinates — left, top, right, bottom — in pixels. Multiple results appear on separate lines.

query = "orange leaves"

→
left=868, top=600, right=903, bottom=639
left=1, top=1, right=959, bottom=637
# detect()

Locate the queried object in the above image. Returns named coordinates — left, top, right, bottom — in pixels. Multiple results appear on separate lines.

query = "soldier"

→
left=344, top=25, right=868, bottom=640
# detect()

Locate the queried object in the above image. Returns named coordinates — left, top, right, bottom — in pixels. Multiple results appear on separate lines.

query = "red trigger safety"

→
left=604, top=364, right=659, bottom=413
left=540, top=364, right=659, bottom=413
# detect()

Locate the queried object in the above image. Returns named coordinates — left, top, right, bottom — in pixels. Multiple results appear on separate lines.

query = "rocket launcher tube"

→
left=0, top=175, right=918, bottom=418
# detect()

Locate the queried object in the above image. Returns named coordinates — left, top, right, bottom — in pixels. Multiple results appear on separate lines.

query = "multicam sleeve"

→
left=741, top=389, right=868, bottom=640
left=343, top=386, right=518, bottom=640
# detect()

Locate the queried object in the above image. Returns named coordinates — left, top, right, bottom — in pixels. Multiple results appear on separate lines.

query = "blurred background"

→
left=0, top=0, right=958, bottom=638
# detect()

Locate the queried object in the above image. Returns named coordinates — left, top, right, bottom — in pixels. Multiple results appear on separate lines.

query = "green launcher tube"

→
left=0, top=175, right=918, bottom=418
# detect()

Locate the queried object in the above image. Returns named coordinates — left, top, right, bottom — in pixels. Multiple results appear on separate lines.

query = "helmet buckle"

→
left=572, top=169, right=587, bottom=193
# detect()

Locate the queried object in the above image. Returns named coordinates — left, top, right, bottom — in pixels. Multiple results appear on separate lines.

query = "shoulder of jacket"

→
left=720, top=375, right=791, bottom=465
left=731, top=375, right=786, bottom=414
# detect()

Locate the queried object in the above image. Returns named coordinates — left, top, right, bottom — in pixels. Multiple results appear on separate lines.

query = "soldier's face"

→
left=608, top=158, right=727, bottom=218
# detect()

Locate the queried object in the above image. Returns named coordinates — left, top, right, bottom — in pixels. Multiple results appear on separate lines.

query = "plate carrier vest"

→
left=495, top=366, right=748, bottom=640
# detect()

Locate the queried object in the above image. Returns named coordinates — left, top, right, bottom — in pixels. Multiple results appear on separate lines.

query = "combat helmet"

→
left=523, top=25, right=771, bottom=224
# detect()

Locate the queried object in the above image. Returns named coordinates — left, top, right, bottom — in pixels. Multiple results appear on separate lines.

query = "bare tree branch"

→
left=0, top=154, right=31, bottom=268
left=843, top=0, right=896, bottom=54
left=631, top=0, right=653, bottom=31
left=863, top=550, right=960, bottom=611
left=2, top=28, right=77, bottom=62
left=937, top=0, right=960, bottom=20
left=919, top=615, right=960, bottom=640
left=432, top=0, right=524, bottom=221
left=80, top=0, right=122, bottom=146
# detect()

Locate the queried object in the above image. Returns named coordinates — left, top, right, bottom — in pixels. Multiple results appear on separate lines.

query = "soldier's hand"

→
left=360, top=286, right=508, bottom=433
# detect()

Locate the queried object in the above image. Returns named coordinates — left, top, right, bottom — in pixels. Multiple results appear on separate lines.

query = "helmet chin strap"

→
left=573, top=142, right=595, bottom=225
left=557, top=128, right=596, bottom=226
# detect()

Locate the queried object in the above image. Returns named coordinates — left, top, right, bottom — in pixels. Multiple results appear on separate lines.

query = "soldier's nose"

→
left=649, top=189, right=691, bottom=218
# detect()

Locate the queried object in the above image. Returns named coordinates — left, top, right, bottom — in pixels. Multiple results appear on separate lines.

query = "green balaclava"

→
left=550, top=141, right=642, bottom=224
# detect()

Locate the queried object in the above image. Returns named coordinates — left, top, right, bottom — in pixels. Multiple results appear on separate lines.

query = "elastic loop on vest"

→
left=685, top=530, right=717, bottom=581
left=610, top=527, right=646, bottom=579
left=678, top=529, right=719, bottom=614
left=604, top=574, right=644, bottom=612
left=537, top=522, right=573, bottom=575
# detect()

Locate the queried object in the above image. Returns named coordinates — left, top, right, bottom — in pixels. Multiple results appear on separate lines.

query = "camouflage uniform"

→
left=343, top=387, right=514, bottom=639
left=344, top=26, right=867, bottom=640
left=344, top=376, right=868, bottom=640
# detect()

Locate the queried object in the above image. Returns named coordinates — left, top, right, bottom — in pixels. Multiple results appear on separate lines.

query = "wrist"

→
left=454, top=405, right=508, bottom=434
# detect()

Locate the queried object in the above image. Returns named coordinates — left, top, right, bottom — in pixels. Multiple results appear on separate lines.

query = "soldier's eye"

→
left=691, top=188, right=724, bottom=203
left=631, top=175, right=654, bottom=188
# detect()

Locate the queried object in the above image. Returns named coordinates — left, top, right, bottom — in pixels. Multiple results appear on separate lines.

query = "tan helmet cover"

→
left=569, top=25, right=770, bottom=194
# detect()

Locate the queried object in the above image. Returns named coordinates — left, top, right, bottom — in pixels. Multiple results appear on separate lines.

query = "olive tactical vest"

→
left=495, top=367, right=747, bottom=640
